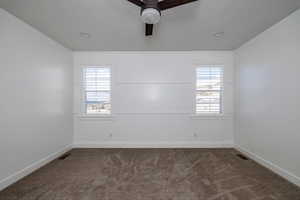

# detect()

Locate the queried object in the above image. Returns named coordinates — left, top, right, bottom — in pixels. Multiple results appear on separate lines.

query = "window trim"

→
left=194, top=65, right=224, bottom=116
left=80, top=65, right=113, bottom=117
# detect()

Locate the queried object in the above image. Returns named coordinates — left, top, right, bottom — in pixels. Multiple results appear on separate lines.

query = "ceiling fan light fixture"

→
left=141, top=8, right=161, bottom=24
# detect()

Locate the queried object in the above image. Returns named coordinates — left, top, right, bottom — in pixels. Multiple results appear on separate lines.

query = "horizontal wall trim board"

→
left=102, top=113, right=193, bottom=115
left=75, top=51, right=232, bottom=55
left=114, top=81, right=233, bottom=86
left=75, top=114, right=234, bottom=119
left=236, top=145, right=300, bottom=187
left=116, top=82, right=193, bottom=85
left=73, top=141, right=234, bottom=148
left=0, top=145, right=72, bottom=191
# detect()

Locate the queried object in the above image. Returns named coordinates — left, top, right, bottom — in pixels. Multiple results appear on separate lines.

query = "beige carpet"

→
left=0, top=149, right=300, bottom=200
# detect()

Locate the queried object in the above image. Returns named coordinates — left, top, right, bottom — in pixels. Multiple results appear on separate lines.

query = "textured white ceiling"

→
left=1, top=0, right=299, bottom=51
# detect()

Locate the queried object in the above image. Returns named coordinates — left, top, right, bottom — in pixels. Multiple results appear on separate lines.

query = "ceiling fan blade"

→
left=158, top=0, right=198, bottom=10
left=145, top=24, right=153, bottom=36
left=127, top=0, right=144, bottom=7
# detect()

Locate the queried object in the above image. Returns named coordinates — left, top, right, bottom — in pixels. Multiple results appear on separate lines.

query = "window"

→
left=84, top=67, right=111, bottom=114
left=196, top=66, right=223, bottom=114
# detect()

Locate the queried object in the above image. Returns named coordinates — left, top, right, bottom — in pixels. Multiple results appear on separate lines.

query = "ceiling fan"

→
left=128, top=0, right=198, bottom=36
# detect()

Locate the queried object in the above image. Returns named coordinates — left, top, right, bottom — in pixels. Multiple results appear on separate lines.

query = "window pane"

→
left=86, top=91, right=110, bottom=103
left=196, top=91, right=220, bottom=104
left=196, top=66, right=223, bottom=114
left=196, top=67, right=223, bottom=91
left=84, top=67, right=111, bottom=114
left=85, top=68, right=111, bottom=91
left=196, top=104, right=220, bottom=114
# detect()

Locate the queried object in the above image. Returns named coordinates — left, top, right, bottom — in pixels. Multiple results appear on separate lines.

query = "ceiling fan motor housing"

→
left=141, top=0, right=161, bottom=24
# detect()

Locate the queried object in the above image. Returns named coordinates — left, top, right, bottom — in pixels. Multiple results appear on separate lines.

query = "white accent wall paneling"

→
left=73, top=52, right=234, bottom=147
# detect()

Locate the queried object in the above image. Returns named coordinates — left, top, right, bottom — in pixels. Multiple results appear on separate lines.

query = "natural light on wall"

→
left=196, top=66, right=223, bottom=114
left=84, top=67, right=111, bottom=114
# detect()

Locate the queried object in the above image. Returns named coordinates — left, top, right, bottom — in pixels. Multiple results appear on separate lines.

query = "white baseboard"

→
left=0, top=145, right=72, bottom=191
left=73, top=141, right=234, bottom=148
left=236, top=145, right=300, bottom=187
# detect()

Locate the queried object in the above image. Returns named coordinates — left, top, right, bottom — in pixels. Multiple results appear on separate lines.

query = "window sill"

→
left=76, top=114, right=114, bottom=121
left=190, top=114, right=232, bottom=120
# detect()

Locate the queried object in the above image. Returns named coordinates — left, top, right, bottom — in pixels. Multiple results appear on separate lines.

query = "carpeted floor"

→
left=0, top=149, right=300, bottom=200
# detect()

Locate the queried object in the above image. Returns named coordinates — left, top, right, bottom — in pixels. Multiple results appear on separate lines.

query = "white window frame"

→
left=81, top=66, right=113, bottom=117
left=194, top=65, right=224, bottom=116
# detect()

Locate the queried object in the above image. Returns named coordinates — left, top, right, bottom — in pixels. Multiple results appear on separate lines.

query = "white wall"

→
left=235, top=9, right=300, bottom=185
left=0, top=9, right=73, bottom=189
left=73, top=51, right=234, bottom=147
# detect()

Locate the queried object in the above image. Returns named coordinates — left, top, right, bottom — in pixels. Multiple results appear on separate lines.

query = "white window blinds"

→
left=196, top=66, right=223, bottom=114
left=84, top=67, right=111, bottom=114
